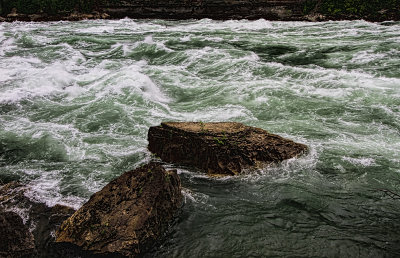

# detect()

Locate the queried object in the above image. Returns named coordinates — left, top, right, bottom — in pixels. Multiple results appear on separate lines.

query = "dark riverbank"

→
left=0, top=0, right=399, bottom=22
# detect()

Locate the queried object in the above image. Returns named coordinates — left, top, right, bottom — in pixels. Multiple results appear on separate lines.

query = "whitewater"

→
left=0, top=19, right=399, bottom=256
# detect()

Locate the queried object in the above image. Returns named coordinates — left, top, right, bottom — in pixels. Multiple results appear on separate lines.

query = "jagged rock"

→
left=148, top=122, right=307, bottom=175
left=56, top=162, right=182, bottom=257
left=0, top=182, right=76, bottom=257
left=0, top=210, right=36, bottom=258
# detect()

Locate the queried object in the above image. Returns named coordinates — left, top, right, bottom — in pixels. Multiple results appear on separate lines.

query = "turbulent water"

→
left=1, top=19, right=400, bottom=257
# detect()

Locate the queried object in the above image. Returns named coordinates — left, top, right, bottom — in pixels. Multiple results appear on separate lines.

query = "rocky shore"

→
left=0, top=0, right=399, bottom=22
left=1, top=122, right=307, bottom=256
left=1, top=163, right=182, bottom=257
left=0, top=182, right=76, bottom=257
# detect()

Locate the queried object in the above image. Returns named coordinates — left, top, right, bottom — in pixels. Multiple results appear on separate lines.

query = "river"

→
left=0, top=19, right=400, bottom=257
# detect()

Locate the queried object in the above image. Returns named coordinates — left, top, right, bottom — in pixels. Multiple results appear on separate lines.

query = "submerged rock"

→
left=148, top=122, right=307, bottom=175
left=0, top=182, right=76, bottom=257
left=56, top=162, right=182, bottom=257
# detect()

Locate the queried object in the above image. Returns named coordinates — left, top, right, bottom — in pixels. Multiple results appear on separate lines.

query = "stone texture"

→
left=148, top=122, right=307, bottom=175
left=0, top=210, right=36, bottom=258
left=56, top=162, right=182, bottom=257
left=0, top=182, right=76, bottom=257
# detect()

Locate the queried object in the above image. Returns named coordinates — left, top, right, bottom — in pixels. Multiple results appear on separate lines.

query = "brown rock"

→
left=0, top=182, right=76, bottom=257
left=7, top=8, right=18, bottom=18
left=0, top=210, right=36, bottom=258
left=28, top=14, right=45, bottom=21
left=148, top=122, right=307, bottom=175
left=100, top=12, right=110, bottom=19
left=56, top=162, right=182, bottom=257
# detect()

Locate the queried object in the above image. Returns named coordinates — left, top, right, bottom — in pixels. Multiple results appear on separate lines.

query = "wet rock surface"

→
left=0, top=182, right=76, bottom=257
left=148, top=122, right=307, bottom=175
left=56, top=162, right=182, bottom=257
left=0, top=210, right=36, bottom=258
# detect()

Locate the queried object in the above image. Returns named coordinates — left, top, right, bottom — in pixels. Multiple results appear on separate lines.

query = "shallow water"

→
left=0, top=19, right=400, bottom=257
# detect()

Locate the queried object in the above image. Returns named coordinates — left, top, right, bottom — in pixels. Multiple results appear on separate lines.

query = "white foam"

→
left=77, top=25, right=115, bottom=34
left=342, top=157, right=376, bottom=167
left=1, top=19, right=399, bottom=213
left=311, top=88, right=349, bottom=98
left=76, top=65, right=109, bottom=82
left=350, top=50, right=386, bottom=65
left=0, top=36, right=14, bottom=56
left=182, top=188, right=215, bottom=209
left=142, top=34, right=172, bottom=52
left=26, top=175, right=86, bottom=209
left=180, top=35, right=191, bottom=42
left=0, top=55, right=39, bottom=82
left=0, top=61, right=76, bottom=103
left=64, top=85, right=86, bottom=98
left=263, top=60, right=400, bottom=101
left=254, top=96, right=269, bottom=103
left=221, top=19, right=273, bottom=31
left=166, top=104, right=256, bottom=122
left=92, top=64, right=170, bottom=103
left=144, top=35, right=154, bottom=44
left=5, top=206, right=31, bottom=225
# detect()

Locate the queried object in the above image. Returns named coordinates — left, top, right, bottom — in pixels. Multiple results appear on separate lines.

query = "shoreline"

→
left=1, top=13, right=398, bottom=23
left=1, top=4, right=399, bottom=23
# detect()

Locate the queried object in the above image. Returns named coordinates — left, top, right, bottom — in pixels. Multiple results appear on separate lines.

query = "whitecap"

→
left=0, top=61, right=76, bottom=103
left=144, top=35, right=154, bottom=44
left=350, top=50, right=386, bottom=65
left=180, top=35, right=191, bottom=42
left=104, top=65, right=171, bottom=103
left=342, top=156, right=376, bottom=167
left=165, top=104, right=256, bottom=122
left=26, top=175, right=86, bottom=209
left=77, top=25, right=115, bottom=34
left=221, top=19, right=273, bottom=31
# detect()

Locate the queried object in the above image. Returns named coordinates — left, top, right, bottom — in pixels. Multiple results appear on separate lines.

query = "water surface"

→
left=0, top=19, right=400, bottom=257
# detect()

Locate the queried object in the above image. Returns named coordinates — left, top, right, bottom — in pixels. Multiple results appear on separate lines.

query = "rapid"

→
left=0, top=19, right=400, bottom=256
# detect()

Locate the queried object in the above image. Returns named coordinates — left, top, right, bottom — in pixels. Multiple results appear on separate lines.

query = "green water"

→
left=0, top=19, right=400, bottom=257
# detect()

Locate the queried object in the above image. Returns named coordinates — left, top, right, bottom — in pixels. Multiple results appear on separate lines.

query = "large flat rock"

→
left=56, top=162, right=182, bottom=257
left=148, top=122, right=307, bottom=175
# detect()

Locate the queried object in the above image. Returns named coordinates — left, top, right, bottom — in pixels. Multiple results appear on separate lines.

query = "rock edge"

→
left=56, top=162, right=182, bottom=257
left=148, top=122, right=307, bottom=175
